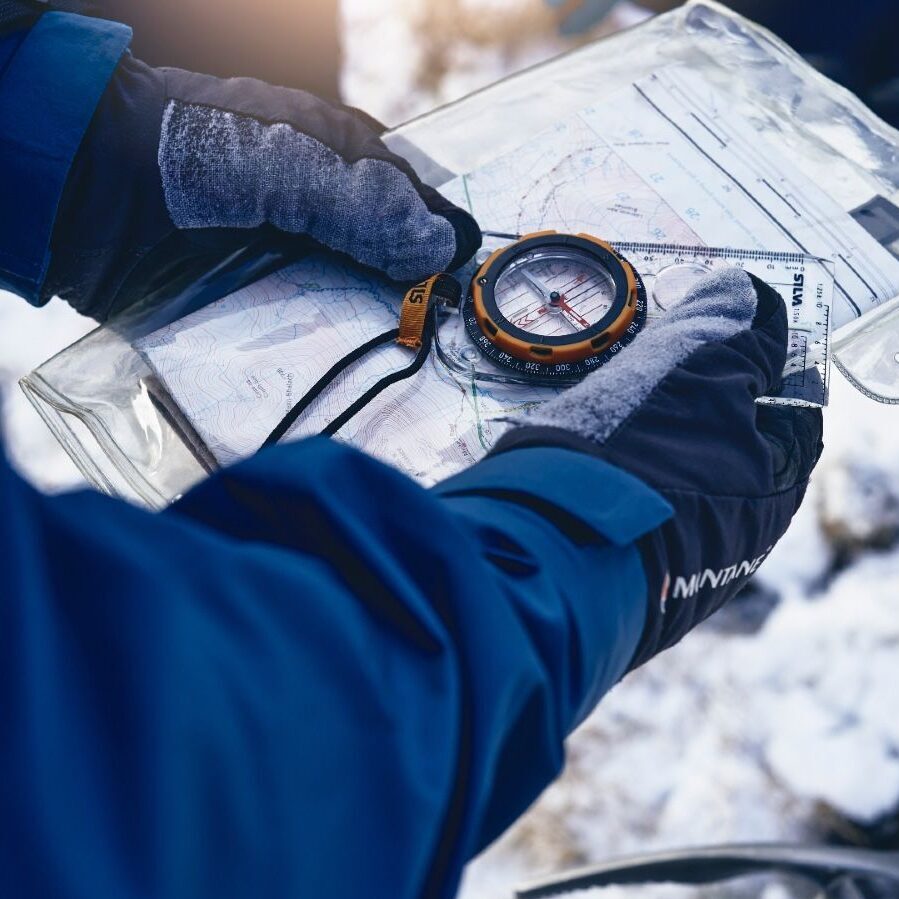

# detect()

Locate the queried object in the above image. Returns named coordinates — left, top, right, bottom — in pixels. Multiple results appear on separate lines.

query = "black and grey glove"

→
left=44, top=53, right=481, bottom=320
left=491, top=268, right=824, bottom=669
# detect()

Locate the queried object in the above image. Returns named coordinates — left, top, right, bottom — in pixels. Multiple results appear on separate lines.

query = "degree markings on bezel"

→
left=462, top=273, right=647, bottom=381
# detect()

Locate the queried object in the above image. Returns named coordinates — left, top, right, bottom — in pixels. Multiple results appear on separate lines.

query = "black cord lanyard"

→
left=259, top=273, right=459, bottom=450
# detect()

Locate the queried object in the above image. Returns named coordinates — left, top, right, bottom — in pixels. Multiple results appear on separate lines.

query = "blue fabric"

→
left=0, top=437, right=669, bottom=897
left=435, top=446, right=673, bottom=547
left=0, top=12, right=131, bottom=302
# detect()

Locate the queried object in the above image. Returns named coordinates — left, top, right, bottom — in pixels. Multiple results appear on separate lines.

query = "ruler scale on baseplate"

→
left=613, top=242, right=833, bottom=408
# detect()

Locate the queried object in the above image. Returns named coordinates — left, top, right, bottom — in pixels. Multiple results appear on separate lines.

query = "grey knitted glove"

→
left=492, top=268, right=824, bottom=669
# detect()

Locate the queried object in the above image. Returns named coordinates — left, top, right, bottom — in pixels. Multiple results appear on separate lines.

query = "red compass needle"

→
left=555, top=295, right=591, bottom=328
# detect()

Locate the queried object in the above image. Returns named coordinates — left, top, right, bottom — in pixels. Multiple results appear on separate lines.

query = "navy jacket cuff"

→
left=432, top=443, right=673, bottom=547
left=0, top=11, right=131, bottom=302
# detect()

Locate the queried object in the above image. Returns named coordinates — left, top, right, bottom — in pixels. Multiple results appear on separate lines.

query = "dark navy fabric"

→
left=0, top=0, right=35, bottom=33
left=0, top=437, right=670, bottom=898
left=0, top=22, right=28, bottom=73
left=0, top=12, right=131, bottom=302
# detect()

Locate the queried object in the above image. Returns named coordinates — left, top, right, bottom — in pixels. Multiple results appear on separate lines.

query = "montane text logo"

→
left=671, top=546, right=774, bottom=601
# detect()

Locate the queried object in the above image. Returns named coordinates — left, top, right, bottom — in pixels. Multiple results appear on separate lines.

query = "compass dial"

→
left=495, top=250, right=618, bottom=337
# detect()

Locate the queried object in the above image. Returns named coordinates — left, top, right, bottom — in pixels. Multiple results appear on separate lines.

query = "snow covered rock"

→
left=816, top=375, right=899, bottom=556
left=748, top=551, right=899, bottom=824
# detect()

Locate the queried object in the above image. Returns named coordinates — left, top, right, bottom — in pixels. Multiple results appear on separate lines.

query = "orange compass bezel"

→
left=470, top=231, right=639, bottom=365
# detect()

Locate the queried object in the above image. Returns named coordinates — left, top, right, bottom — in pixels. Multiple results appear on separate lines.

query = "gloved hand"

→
left=545, top=0, right=620, bottom=35
left=44, top=54, right=481, bottom=320
left=491, top=269, right=824, bottom=669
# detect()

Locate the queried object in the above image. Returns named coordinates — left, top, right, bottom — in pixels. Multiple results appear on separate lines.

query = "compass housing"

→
left=465, top=231, right=646, bottom=379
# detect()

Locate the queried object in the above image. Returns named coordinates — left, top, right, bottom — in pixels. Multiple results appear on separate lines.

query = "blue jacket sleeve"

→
left=0, top=11, right=131, bottom=301
left=0, top=437, right=670, bottom=898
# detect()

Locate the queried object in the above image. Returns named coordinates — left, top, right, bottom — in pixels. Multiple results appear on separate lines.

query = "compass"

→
left=463, top=231, right=646, bottom=380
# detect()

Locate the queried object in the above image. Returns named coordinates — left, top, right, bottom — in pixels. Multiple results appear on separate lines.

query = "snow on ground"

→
left=0, top=291, right=93, bottom=490
left=2, top=2, right=899, bottom=897
left=341, top=0, right=650, bottom=126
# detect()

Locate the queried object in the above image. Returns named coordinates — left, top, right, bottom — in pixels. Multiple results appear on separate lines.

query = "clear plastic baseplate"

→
left=435, top=240, right=834, bottom=408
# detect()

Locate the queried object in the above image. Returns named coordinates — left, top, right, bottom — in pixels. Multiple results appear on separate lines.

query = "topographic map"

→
left=136, top=257, right=550, bottom=481
left=137, top=68, right=899, bottom=481
left=441, top=112, right=703, bottom=245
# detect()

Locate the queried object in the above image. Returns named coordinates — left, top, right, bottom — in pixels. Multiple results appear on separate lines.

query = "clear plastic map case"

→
left=21, top=0, right=899, bottom=507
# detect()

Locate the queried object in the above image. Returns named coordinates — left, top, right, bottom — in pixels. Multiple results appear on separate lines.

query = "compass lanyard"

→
left=259, top=273, right=460, bottom=450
